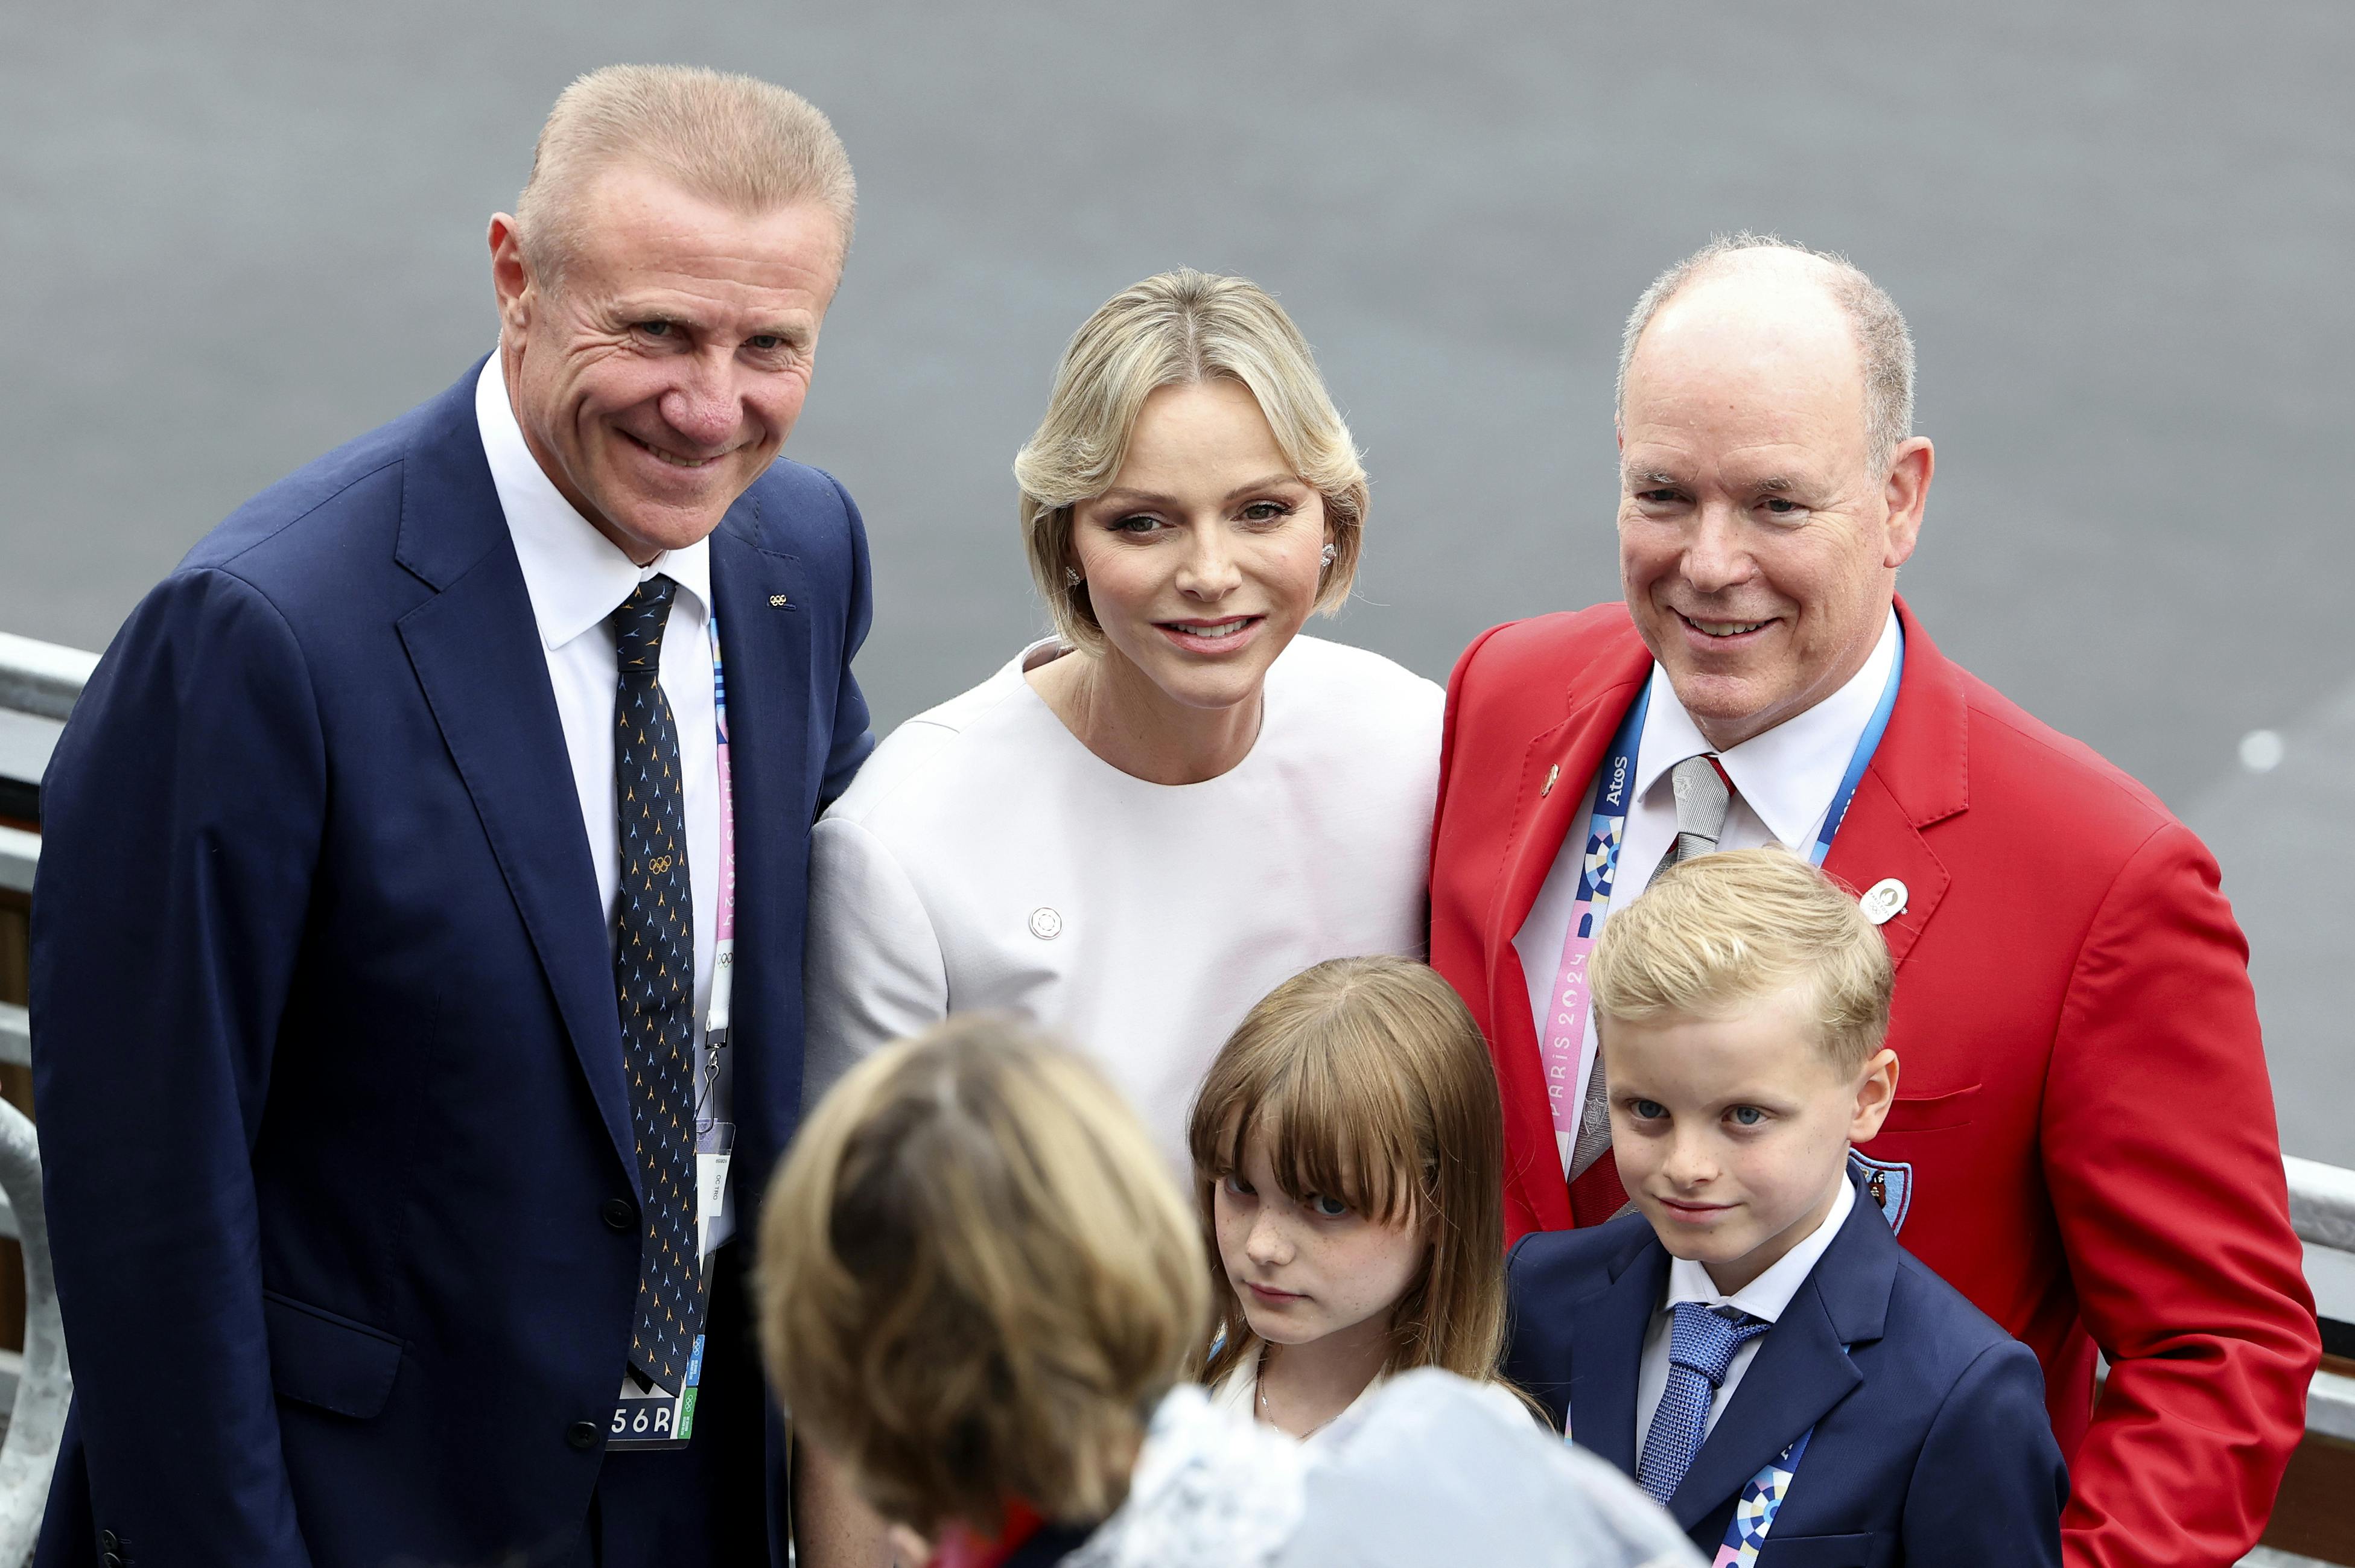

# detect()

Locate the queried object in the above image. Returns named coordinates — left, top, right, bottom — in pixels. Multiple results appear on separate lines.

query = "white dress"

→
left=803, top=634, right=1444, bottom=1164
left=1208, top=1341, right=1540, bottom=1442
left=1064, top=1374, right=1702, bottom=1568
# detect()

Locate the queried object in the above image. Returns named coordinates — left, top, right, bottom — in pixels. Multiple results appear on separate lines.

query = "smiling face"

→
left=1212, top=1132, right=1429, bottom=1352
left=1603, top=986, right=1897, bottom=1295
left=1067, top=378, right=1330, bottom=717
left=1617, top=256, right=1931, bottom=750
left=490, top=162, right=843, bottom=563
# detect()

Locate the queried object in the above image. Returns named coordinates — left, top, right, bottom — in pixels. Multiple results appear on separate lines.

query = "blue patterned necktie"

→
left=610, top=575, right=705, bottom=1392
left=1636, top=1301, right=1772, bottom=1505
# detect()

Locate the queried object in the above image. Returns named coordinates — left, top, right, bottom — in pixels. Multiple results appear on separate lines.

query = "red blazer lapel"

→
left=1820, top=596, right=1969, bottom=968
left=1475, top=636, right=1651, bottom=1231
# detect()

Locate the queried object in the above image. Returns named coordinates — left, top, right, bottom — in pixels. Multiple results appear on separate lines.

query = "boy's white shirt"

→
left=1631, top=1173, right=1857, bottom=1455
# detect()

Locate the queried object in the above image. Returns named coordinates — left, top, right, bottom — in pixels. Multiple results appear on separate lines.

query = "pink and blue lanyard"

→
left=1540, top=626, right=1905, bottom=1173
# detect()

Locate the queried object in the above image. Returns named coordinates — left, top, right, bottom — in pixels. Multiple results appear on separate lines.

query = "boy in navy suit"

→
left=1505, top=848, right=2065, bottom=1566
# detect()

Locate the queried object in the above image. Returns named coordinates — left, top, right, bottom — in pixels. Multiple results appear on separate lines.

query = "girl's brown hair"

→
left=758, top=1015, right=1209, bottom=1535
left=1184, top=956, right=1510, bottom=1392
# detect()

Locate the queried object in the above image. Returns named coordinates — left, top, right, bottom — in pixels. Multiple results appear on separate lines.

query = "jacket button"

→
left=602, top=1198, right=635, bottom=1231
left=104, top=1556, right=124, bottom=1568
left=100, top=1533, right=119, bottom=1554
left=568, top=1420, right=601, bottom=1451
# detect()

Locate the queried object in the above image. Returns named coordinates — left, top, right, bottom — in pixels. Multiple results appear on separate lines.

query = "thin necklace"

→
left=1255, top=1347, right=1341, bottom=1439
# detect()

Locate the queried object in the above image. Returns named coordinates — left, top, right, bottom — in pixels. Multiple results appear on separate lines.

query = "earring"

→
left=1066, top=567, right=1082, bottom=587
left=1320, top=543, right=1336, bottom=567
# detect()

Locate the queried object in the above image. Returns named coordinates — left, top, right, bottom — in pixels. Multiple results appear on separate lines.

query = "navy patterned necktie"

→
left=1635, top=1301, right=1772, bottom=1505
left=610, top=575, right=705, bottom=1391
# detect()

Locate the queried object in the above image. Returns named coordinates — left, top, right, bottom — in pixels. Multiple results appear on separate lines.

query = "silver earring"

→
left=1066, top=567, right=1082, bottom=587
left=1320, top=543, right=1336, bottom=567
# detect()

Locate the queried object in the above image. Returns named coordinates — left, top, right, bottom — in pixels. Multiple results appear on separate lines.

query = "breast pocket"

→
left=1757, top=1532, right=1892, bottom=1567
left=264, top=1290, right=404, bottom=1419
left=1874, top=1082, right=1980, bottom=1134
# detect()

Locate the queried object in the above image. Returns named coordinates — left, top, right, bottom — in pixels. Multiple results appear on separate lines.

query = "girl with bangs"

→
left=1187, top=956, right=1534, bottom=1439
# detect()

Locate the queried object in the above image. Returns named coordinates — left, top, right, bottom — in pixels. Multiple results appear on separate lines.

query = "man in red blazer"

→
left=1431, top=236, right=2318, bottom=1568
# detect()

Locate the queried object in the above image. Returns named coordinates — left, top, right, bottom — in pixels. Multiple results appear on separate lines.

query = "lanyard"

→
left=697, top=613, right=736, bottom=1123
left=1539, top=627, right=1906, bottom=1173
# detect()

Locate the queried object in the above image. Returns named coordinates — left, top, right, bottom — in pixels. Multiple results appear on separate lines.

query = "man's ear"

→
left=1848, top=1047, right=1900, bottom=1143
left=1881, top=437, right=1934, bottom=570
left=487, top=213, right=534, bottom=338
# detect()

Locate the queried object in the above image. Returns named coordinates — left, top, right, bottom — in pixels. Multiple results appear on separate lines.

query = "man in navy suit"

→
left=1505, top=850, right=2066, bottom=1566
left=31, top=65, right=874, bottom=1568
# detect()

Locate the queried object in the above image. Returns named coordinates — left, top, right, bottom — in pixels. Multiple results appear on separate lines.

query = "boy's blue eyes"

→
left=1310, top=1195, right=1351, bottom=1219
left=1626, top=1100, right=1768, bottom=1126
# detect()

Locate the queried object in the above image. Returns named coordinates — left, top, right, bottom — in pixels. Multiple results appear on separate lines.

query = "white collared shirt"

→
left=474, top=354, right=736, bottom=1247
left=1632, top=1173, right=1856, bottom=1454
left=1511, top=611, right=1901, bottom=1148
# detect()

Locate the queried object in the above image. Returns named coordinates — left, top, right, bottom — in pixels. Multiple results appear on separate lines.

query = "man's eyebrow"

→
left=1753, top=475, right=1794, bottom=494
left=1627, top=469, right=1682, bottom=488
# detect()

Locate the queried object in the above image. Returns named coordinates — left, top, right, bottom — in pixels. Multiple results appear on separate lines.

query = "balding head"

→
left=1612, top=237, right=1934, bottom=751
left=1619, top=235, right=1914, bottom=477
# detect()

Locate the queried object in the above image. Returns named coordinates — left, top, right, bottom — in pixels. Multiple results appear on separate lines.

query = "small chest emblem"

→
left=1028, top=907, right=1064, bottom=941
left=1540, top=763, right=1561, bottom=798
left=1859, top=878, right=1908, bottom=925
left=1848, top=1149, right=1914, bottom=1233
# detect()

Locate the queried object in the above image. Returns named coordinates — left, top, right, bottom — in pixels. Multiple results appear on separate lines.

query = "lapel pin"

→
left=1860, top=878, right=1908, bottom=925
left=768, top=593, right=790, bottom=608
left=1540, top=763, right=1560, bottom=798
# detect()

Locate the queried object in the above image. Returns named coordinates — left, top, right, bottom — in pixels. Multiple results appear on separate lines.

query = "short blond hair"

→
left=1591, top=848, right=1893, bottom=1073
left=516, top=64, right=856, bottom=285
left=1187, top=957, right=1512, bottom=1394
left=1013, top=269, right=1368, bottom=651
left=756, top=1016, right=1207, bottom=1534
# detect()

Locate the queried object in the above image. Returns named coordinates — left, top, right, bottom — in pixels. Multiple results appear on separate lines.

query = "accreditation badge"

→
left=608, top=1120, right=736, bottom=1452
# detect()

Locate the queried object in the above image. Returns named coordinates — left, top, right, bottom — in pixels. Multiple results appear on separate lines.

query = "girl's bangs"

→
left=1215, top=1039, right=1422, bottom=1228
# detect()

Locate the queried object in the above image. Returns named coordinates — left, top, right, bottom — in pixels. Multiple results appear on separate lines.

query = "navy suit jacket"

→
left=1505, top=1173, right=2067, bottom=1567
left=28, top=361, right=875, bottom=1567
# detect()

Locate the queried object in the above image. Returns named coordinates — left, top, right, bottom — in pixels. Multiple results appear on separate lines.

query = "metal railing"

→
left=5, top=630, right=2355, bottom=1562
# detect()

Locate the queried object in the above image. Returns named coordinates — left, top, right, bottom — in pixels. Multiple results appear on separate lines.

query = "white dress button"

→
left=1028, top=907, right=1064, bottom=941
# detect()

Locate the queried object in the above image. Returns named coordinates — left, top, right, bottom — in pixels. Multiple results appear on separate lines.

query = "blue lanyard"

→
left=1586, top=624, right=1904, bottom=890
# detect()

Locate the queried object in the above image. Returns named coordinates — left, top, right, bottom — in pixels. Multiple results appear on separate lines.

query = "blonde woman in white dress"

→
left=804, top=269, right=1442, bottom=1169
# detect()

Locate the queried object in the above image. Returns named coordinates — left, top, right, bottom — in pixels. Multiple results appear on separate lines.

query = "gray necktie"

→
left=1567, top=754, right=1734, bottom=1183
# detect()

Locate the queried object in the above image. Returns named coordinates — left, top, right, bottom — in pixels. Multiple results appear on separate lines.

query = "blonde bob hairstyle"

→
left=757, top=1015, right=1207, bottom=1535
left=1591, top=847, right=1895, bottom=1074
left=1013, top=268, right=1370, bottom=652
left=1186, top=957, right=1511, bottom=1395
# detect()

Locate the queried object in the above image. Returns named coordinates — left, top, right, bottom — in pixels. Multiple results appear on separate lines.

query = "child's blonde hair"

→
left=1592, top=847, right=1895, bottom=1072
left=757, top=1015, right=1208, bottom=1534
left=1185, top=956, right=1508, bottom=1392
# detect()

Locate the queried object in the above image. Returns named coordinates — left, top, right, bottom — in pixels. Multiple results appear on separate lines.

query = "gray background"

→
left=5, top=2, right=2349, bottom=1159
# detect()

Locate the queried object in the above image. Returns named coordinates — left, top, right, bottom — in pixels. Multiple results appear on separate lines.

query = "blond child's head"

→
left=757, top=1015, right=1207, bottom=1537
left=1186, top=956, right=1510, bottom=1392
left=1590, top=847, right=1899, bottom=1293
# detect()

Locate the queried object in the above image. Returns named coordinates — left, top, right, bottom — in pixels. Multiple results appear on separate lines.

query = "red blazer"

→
left=1431, top=597, right=2319, bottom=1568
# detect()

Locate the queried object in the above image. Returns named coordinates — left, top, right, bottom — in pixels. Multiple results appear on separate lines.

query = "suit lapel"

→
left=707, top=505, right=812, bottom=1187
left=1667, top=1182, right=1896, bottom=1531
left=1569, top=1240, right=1667, bottom=1478
left=392, top=362, right=636, bottom=1187
left=1821, top=596, right=1967, bottom=968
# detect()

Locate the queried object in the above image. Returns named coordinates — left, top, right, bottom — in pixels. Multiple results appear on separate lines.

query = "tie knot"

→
left=613, top=576, right=678, bottom=677
left=1667, top=1301, right=1769, bottom=1387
